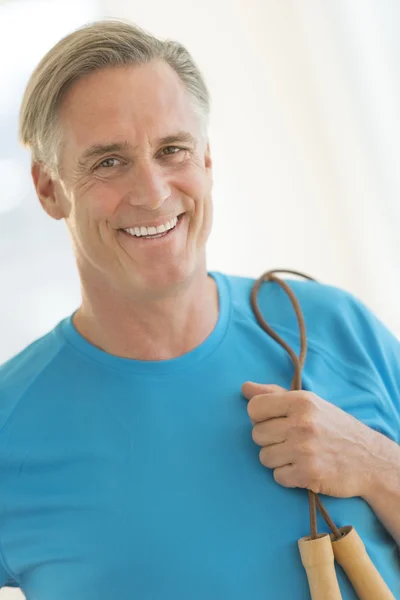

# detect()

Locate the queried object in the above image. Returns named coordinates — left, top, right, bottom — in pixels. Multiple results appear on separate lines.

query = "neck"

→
left=72, top=267, right=219, bottom=361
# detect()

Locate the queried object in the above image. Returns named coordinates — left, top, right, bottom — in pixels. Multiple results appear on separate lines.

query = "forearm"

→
left=361, top=431, right=400, bottom=546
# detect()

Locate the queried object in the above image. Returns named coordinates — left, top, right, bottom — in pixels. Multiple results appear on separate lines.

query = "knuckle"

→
left=298, top=440, right=315, bottom=457
left=296, top=414, right=318, bottom=436
left=297, top=391, right=318, bottom=412
left=296, top=391, right=310, bottom=409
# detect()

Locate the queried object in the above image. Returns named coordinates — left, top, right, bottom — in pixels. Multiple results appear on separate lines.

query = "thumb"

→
left=241, top=381, right=286, bottom=401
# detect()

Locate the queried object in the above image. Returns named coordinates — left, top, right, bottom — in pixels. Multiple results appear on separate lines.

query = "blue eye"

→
left=97, top=157, right=120, bottom=169
left=162, top=146, right=183, bottom=155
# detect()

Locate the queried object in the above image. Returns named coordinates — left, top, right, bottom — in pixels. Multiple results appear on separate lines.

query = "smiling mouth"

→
left=118, top=213, right=185, bottom=236
left=118, top=213, right=185, bottom=241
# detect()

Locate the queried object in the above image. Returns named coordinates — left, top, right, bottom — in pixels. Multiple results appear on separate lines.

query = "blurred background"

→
left=0, top=0, right=399, bottom=595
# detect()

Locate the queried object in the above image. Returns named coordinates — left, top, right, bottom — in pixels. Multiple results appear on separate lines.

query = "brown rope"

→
left=250, top=269, right=342, bottom=540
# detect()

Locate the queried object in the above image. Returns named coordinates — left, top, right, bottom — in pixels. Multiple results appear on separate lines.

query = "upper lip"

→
left=119, top=213, right=184, bottom=230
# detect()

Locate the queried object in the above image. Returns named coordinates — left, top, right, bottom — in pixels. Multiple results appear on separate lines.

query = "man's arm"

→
left=361, top=430, right=400, bottom=546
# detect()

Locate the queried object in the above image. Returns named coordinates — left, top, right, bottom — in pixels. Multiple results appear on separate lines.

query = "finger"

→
left=242, top=382, right=286, bottom=400
left=273, top=464, right=298, bottom=488
left=247, top=392, right=291, bottom=424
left=259, top=441, right=293, bottom=469
left=251, top=417, right=289, bottom=447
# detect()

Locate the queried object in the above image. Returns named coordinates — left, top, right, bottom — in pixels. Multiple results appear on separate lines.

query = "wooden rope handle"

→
left=298, top=533, right=343, bottom=599
left=331, top=527, right=396, bottom=599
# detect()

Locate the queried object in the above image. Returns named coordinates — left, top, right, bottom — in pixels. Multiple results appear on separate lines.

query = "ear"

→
left=204, top=141, right=212, bottom=172
left=31, top=162, right=66, bottom=220
left=204, top=142, right=213, bottom=193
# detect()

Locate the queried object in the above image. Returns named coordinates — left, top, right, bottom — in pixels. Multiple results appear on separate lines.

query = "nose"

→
left=124, top=160, right=171, bottom=211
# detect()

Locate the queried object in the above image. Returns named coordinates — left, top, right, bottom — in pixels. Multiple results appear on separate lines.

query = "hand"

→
left=242, top=382, right=379, bottom=499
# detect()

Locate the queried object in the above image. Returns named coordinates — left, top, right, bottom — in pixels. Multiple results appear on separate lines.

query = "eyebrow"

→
left=77, top=131, right=198, bottom=167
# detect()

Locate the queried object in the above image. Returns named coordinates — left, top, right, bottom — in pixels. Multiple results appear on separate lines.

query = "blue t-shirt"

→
left=0, top=271, right=399, bottom=599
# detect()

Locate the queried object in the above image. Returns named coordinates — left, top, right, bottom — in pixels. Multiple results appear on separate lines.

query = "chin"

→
left=133, top=260, right=204, bottom=297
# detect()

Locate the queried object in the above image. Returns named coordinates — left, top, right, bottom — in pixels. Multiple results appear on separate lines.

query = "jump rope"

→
left=249, top=269, right=396, bottom=599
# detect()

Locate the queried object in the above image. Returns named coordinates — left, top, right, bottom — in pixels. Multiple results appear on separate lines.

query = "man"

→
left=0, top=19, right=399, bottom=599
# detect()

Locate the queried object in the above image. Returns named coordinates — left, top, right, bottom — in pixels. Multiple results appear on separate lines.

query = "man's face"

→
left=44, top=62, right=213, bottom=298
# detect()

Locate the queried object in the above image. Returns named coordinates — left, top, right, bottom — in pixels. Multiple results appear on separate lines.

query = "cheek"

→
left=75, top=186, right=121, bottom=238
left=203, top=192, right=213, bottom=231
left=193, top=187, right=213, bottom=243
left=200, top=172, right=213, bottom=220
left=90, top=185, right=122, bottom=219
left=175, top=167, right=212, bottom=227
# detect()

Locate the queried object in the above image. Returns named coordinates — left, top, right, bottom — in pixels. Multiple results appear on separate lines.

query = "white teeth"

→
left=124, top=216, right=179, bottom=238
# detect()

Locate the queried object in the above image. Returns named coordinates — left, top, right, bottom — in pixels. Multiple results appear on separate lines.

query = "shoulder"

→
left=221, top=270, right=359, bottom=332
left=221, top=269, right=399, bottom=369
left=0, top=328, right=64, bottom=432
left=282, top=278, right=400, bottom=363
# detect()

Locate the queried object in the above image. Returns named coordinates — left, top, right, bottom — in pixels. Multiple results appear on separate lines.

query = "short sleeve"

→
left=344, top=292, right=400, bottom=443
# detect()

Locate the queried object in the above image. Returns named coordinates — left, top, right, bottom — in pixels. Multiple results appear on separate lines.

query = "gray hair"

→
left=19, top=19, right=211, bottom=176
